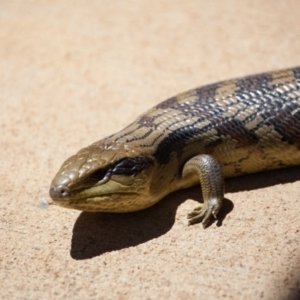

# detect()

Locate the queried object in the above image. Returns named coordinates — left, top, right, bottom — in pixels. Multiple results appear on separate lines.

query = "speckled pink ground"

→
left=1, top=1, right=300, bottom=299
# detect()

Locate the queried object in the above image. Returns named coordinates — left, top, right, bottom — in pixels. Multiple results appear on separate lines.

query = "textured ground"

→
left=1, top=1, right=300, bottom=299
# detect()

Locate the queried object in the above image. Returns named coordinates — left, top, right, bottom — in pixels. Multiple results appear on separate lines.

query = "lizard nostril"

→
left=60, top=188, right=67, bottom=196
left=49, top=185, right=70, bottom=199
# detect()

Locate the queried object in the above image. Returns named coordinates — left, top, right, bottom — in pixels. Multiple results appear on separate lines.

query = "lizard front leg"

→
left=182, top=154, right=224, bottom=227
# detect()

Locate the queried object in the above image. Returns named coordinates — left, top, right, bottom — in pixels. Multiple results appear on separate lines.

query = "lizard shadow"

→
left=70, top=166, right=300, bottom=260
left=70, top=186, right=215, bottom=260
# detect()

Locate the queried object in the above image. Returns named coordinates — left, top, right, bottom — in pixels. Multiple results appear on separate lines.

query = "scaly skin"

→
left=49, top=67, right=300, bottom=227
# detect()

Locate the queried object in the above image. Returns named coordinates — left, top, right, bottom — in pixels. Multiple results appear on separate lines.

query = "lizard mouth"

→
left=49, top=180, right=138, bottom=200
left=51, top=190, right=141, bottom=213
left=49, top=183, right=139, bottom=208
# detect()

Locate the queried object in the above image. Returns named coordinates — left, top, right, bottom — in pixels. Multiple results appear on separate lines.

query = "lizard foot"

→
left=187, top=203, right=219, bottom=227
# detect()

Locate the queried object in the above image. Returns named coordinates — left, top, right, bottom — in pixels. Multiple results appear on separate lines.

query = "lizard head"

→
left=48, top=135, right=162, bottom=213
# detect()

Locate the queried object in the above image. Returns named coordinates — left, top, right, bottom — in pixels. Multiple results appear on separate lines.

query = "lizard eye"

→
left=112, top=156, right=154, bottom=176
left=88, top=169, right=108, bottom=182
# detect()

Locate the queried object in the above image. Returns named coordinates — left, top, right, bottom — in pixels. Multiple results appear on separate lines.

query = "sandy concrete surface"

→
left=1, top=0, right=300, bottom=299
